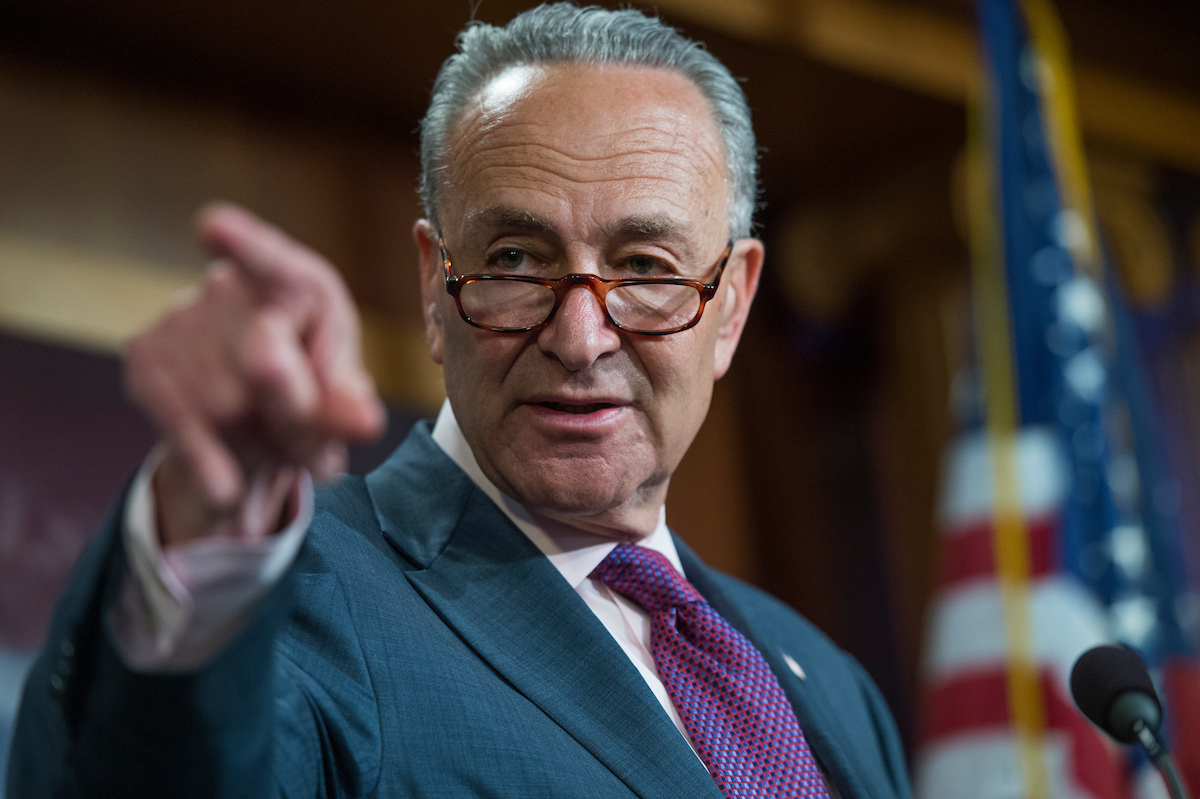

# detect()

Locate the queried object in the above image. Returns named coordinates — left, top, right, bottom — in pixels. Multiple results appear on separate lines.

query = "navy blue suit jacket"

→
left=9, top=422, right=911, bottom=798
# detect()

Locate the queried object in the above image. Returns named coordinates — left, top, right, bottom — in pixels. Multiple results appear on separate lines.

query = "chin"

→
left=501, top=457, right=644, bottom=519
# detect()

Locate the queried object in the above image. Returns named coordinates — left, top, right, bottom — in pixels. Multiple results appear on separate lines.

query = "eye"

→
left=491, top=249, right=527, bottom=271
left=627, top=254, right=664, bottom=276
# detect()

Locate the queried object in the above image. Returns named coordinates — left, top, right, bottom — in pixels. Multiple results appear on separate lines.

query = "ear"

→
left=413, top=219, right=447, bottom=365
left=711, top=238, right=764, bottom=381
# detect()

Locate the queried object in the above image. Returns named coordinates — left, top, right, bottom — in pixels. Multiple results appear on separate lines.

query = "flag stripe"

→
left=924, top=576, right=1109, bottom=683
left=921, top=669, right=1125, bottom=799
left=939, top=515, right=1060, bottom=587
left=1164, top=660, right=1200, bottom=794
left=938, top=429, right=1067, bottom=529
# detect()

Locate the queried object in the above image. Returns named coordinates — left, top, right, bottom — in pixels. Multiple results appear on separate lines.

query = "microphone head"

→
left=1070, top=644, right=1162, bottom=744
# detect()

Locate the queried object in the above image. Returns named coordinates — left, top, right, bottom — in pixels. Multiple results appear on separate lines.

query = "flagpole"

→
left=967, top=87, right=1052, bottom=799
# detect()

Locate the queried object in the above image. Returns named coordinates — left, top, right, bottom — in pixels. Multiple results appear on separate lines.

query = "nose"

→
left=536, top=284, right=622, bottom=371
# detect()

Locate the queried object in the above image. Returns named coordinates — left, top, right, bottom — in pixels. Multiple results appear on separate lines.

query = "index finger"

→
left=197, top=202, right=329, bottom=299
left=199, top=202, right=385, bottom=442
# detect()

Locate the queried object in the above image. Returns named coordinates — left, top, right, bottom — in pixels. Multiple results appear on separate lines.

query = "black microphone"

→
left=1070, top=643, right=1161, bottom=742
left=1070, top=644, right=1191, bottom=799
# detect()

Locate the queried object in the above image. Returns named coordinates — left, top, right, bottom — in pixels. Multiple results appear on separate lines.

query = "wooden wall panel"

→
left=0, top=57, right=440, bottom=409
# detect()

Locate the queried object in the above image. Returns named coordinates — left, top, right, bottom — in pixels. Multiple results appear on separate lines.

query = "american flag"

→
left=915, top=1, right=1200, bottom=797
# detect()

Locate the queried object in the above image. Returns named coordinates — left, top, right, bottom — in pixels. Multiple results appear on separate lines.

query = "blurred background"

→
left=2, top=0, right=1199, bottom=791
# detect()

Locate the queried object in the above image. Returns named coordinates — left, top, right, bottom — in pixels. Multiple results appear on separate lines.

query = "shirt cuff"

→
left=110, top=445, right=313, bottom=671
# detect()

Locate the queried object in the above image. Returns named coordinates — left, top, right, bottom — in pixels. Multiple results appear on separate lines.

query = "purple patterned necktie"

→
left=590, top=543, right=831, bottom=799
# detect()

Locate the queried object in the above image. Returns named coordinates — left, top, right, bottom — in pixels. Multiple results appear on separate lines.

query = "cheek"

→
left=637, top=336, right=716, bottom=436
left=441, top=323, right=526, bottom=408
left=440, top=323, right=493, bottom=419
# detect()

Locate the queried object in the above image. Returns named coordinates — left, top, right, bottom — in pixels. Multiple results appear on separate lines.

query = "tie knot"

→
left=590, top=543, right=703, bottom=613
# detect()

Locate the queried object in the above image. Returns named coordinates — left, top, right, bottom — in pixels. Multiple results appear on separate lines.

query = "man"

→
left=8, top=5, right=910, bottom=797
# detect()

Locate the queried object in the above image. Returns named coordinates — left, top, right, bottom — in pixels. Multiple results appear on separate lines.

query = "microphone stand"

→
left=1133, top=719, right=1191, bottom=799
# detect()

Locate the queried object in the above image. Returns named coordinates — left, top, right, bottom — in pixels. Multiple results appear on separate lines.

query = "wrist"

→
left=154, top=446, right=301, bottom=547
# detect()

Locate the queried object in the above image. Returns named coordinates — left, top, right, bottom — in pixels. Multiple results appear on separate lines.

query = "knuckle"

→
left=203, top=380, right=247, bottom=427
left=201, top=261, right=251, bottom=310
left=240, top=314, right=293, bottom=391
left=242, top=354, right=287, bottom=396
left=302, top=254, right=344, bottom=298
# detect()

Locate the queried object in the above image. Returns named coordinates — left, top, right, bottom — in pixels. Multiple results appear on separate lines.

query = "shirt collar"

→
left=430, top=399, right=682, bottom=587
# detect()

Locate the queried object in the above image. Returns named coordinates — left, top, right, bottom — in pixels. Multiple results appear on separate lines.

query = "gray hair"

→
left=419, top=3, right=758, bottom=238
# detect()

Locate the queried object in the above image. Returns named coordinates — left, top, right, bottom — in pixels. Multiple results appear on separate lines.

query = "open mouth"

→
left=538, top=401, right=617, bottom=414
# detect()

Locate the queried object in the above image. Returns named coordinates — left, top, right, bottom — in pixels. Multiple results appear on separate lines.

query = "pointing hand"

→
left=124, top=203, right=385, bottom=546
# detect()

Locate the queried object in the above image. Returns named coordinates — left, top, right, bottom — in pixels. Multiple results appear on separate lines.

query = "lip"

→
left=519, top=395, right=631, bottom=433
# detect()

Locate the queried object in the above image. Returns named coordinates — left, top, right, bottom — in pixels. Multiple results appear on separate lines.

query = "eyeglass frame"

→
left=438, top=236, right=734, bottom=336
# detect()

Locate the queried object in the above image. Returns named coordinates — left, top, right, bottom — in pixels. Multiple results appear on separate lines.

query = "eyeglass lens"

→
left=459, top=280, right=703, bottom=333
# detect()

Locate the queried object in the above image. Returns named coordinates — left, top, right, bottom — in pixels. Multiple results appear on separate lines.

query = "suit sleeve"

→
left=6, top=490, right=381, bottom=799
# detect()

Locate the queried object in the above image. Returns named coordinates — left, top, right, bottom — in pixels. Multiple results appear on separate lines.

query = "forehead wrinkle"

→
left=663, top=123, right=728, bottom=190
left=463, top=149, right=708, bottom=202
left=463, top=137, right=712, bottom=176
left=481, top=120, right=719, bottom=162
left=466, top=162, right=700, bottom=201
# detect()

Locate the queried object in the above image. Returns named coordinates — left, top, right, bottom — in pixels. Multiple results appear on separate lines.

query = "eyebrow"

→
left=465, top=207, right=691, bottom=251
left=469, top=207, right=556, bottom=236
left=605, top=215, right=684, bottom=240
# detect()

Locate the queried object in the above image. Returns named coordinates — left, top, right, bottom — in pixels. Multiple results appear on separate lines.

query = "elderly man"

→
left=9, top=5, right=909, bottom=798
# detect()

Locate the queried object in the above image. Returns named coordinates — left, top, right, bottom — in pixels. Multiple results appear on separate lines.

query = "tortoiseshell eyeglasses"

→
left=439, top=238, right=733, bottom=336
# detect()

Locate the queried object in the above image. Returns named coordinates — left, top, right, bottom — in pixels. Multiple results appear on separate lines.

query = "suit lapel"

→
left=365, top=427, right=721, bottom=799
left=674, top=536, right=871, bottom=799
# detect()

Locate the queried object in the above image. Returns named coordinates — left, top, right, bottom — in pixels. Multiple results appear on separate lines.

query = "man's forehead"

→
left=440, top=63, right=732, bottom=247
left=448, top=62, right=724, bottom=163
